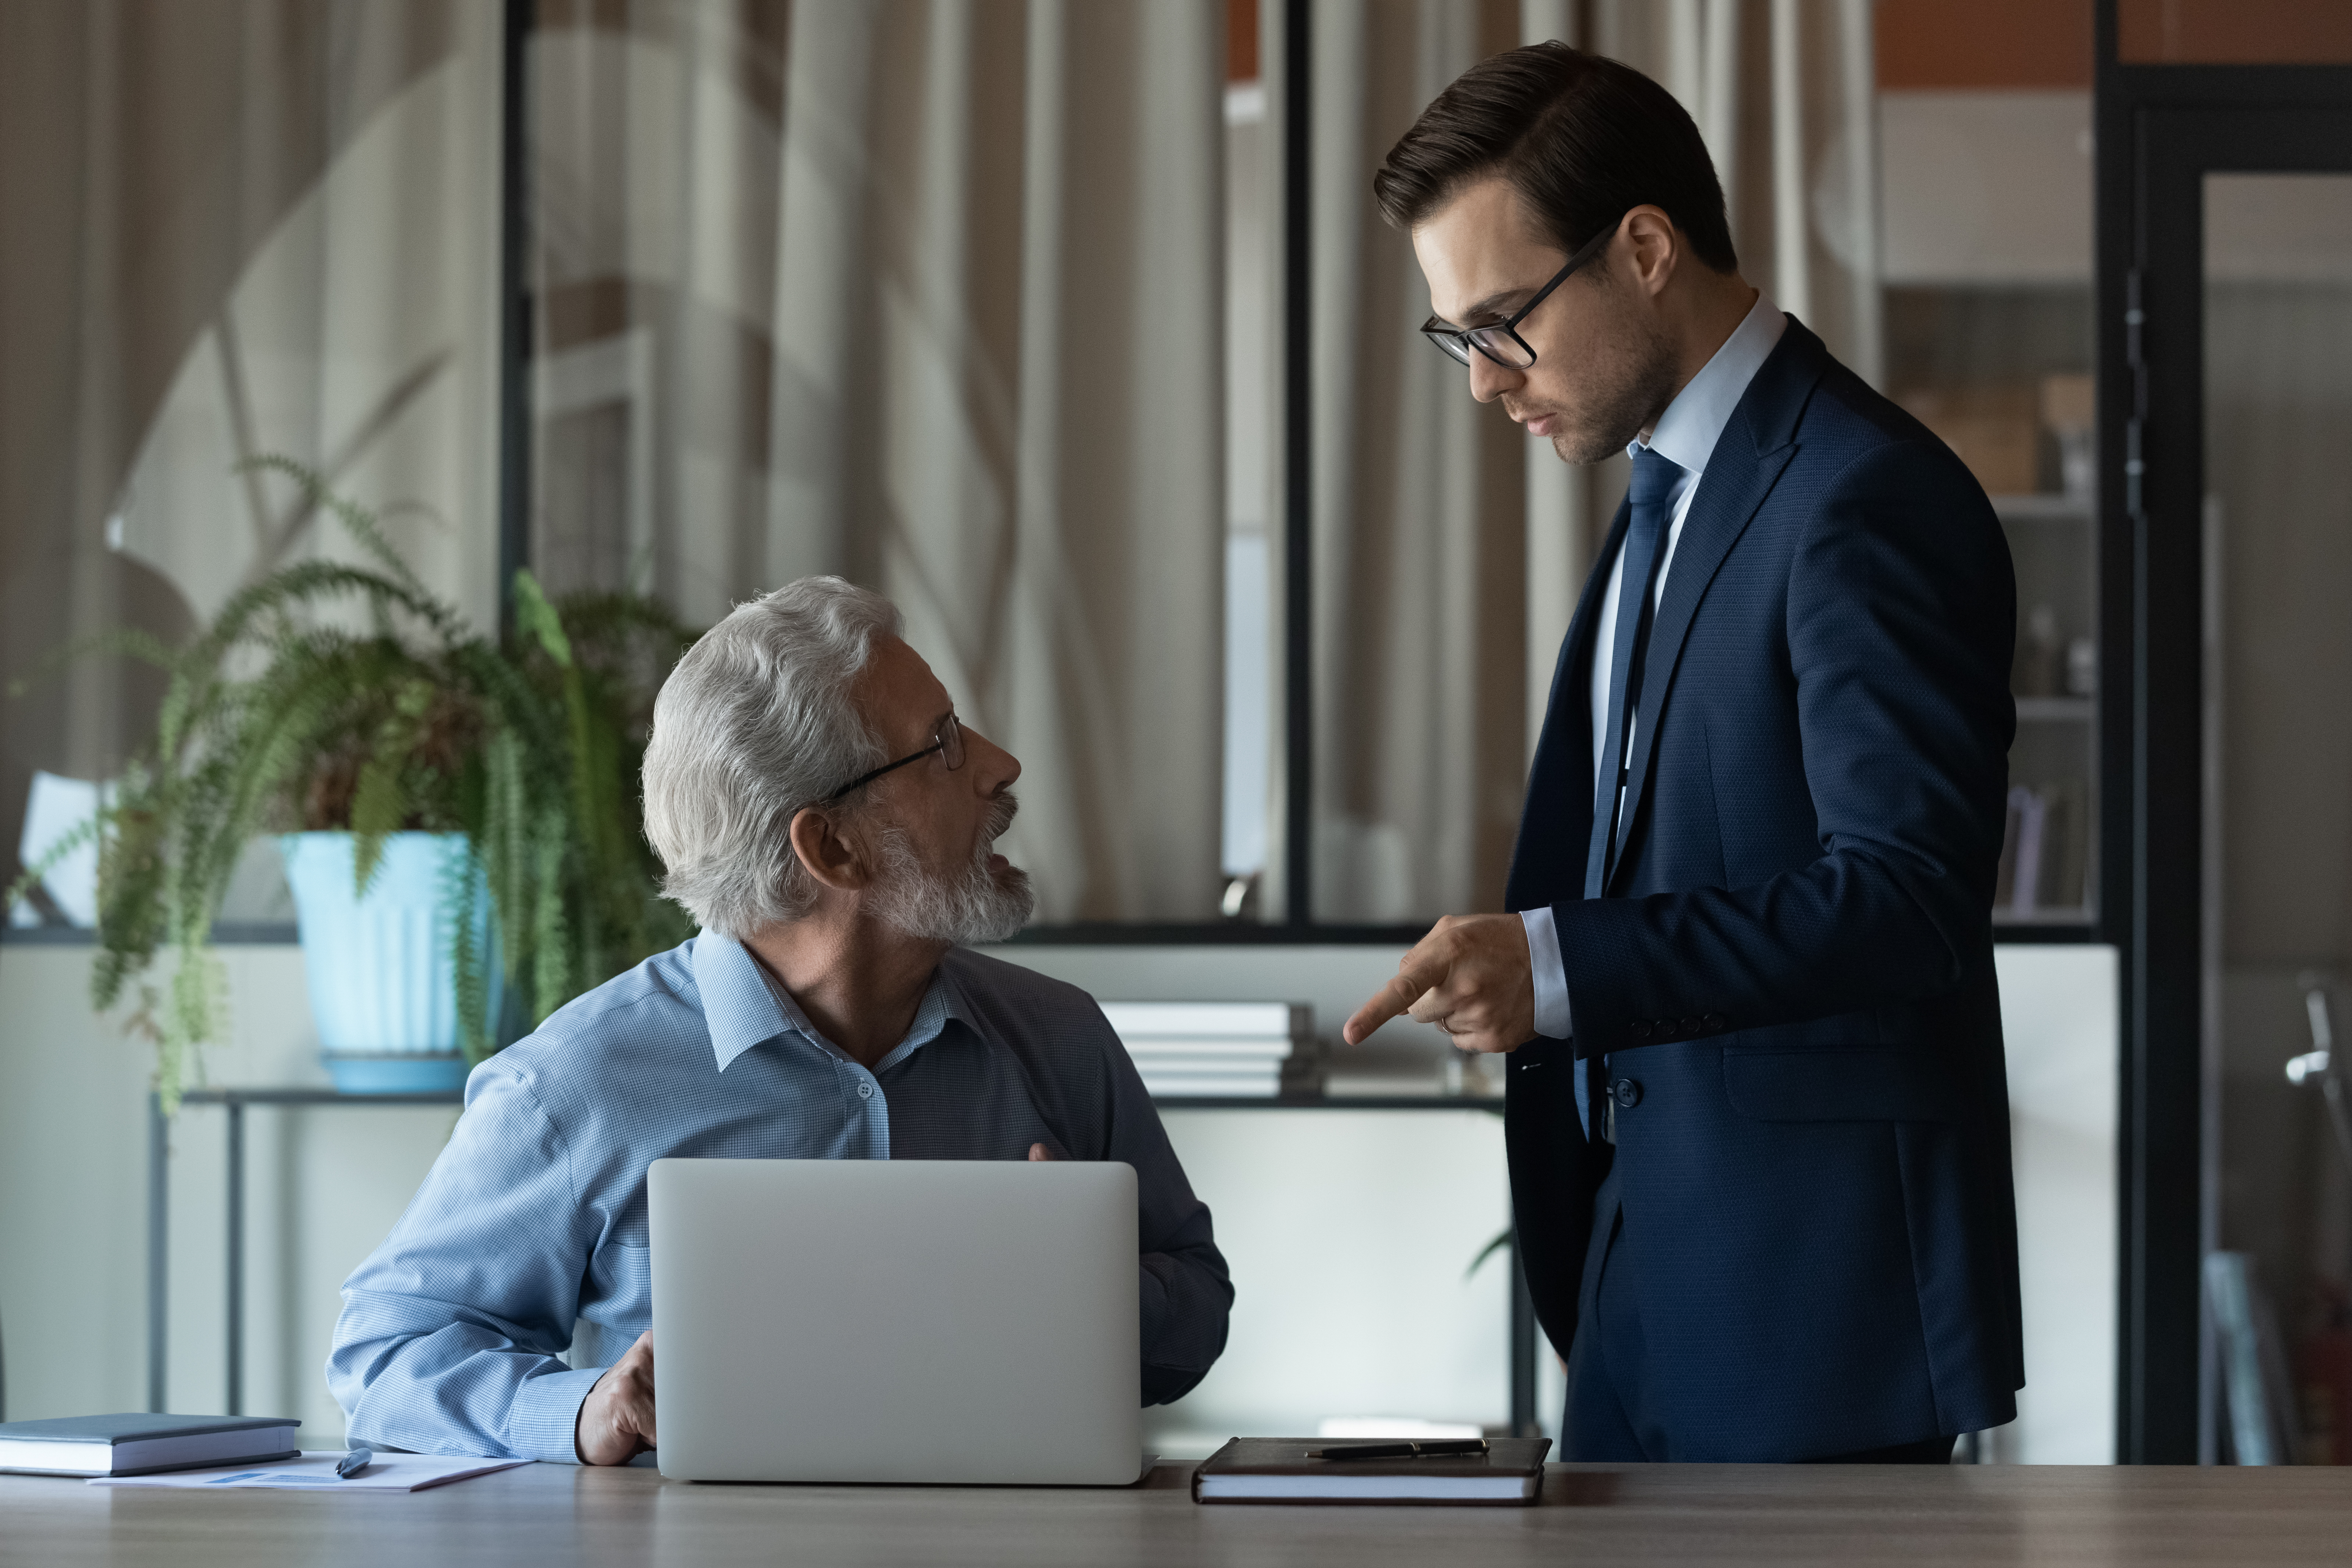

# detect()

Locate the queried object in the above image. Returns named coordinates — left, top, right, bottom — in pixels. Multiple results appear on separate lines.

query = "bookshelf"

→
left=1990, top=492, right=2098, bottom=931
left=1884, top=266, right=2100, bottom=936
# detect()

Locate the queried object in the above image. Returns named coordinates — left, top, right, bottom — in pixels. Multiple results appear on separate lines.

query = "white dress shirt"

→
left=1521, top=295, right=1787, bottom=1041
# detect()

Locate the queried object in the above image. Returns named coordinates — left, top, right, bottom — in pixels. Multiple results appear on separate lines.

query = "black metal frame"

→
left=819, top=713, right=962, bottom=805
left=496, top=0, right=533, bottom=642
left=1418, top=218, right=1620, bottom=370
left=2095, top=0, right=2352, bottom=1462
left=1280, top=0, right=1314, bottom=929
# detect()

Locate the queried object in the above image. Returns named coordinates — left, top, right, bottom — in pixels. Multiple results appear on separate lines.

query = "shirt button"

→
left=857, top=1082, right=874, bottom=1099
left=1612, top=1077, right=1643, bottom=1109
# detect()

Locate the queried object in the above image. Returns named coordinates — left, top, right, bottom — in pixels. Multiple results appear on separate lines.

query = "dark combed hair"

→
left=1373, top=42, right=1737, bottom=275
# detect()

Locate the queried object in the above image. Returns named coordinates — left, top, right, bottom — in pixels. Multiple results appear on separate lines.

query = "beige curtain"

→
left=0, top=0, right=497, bottom=907
left=1300, top=0, right=1883, bottom=924
left=530, top=0, right=791, bottom=619
left=534, top=0, right=1230, bottom=924
left=1589, top=0, right=1883, bottom=380
left=770, top=0, right=1229, bottom=923
left=1301, top=0, right=1530, bottom=925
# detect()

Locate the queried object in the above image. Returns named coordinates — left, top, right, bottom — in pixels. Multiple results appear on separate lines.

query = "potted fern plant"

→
left=11, top=462, right=696, bottom=1108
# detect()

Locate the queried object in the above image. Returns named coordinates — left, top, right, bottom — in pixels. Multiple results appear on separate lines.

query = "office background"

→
left=1, top=0, right=2346, bottom=1466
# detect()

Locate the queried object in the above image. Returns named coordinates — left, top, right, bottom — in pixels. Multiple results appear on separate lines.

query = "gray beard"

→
left=864, top=794, right=1034, bottom=946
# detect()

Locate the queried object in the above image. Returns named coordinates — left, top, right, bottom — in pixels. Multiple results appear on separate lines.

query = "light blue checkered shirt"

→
left=326, top=934, right=1231, bottom=1461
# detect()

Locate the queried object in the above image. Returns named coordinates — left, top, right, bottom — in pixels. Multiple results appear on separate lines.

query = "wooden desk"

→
left=5, top=1461, right=2350, bottom=1566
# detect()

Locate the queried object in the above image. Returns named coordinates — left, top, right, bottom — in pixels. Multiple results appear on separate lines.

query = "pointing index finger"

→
left=1342, top=952, right=1446, bottom=1046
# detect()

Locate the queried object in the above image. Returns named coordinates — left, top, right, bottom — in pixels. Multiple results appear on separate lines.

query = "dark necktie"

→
left=1576, top=445, right=1681, bottom=1140
left=1585, top=445, right=1682, bottom=899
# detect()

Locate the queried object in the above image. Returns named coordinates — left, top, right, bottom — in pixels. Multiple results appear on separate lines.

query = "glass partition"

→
left=3, top=4, right=504, bottom=932
left=4, top=0, right=2120, bottom=942
left=2202, top=171, right=2352, bottom=1465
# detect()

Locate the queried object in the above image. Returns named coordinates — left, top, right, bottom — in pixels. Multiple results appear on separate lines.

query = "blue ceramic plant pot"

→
left=279, top=832, right=501, bottom=1094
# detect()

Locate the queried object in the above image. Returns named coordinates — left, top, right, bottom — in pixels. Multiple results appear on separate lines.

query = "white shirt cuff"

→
left=1520, top=906, right=1573, bottom=1040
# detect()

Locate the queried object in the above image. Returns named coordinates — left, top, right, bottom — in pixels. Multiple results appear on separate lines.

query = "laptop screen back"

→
left=649, top=1158, right=1140, bottom=1484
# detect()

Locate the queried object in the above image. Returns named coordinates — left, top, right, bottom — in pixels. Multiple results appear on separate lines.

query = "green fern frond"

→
left=349, top=759, right=408, bottom=893
left=512, top=570, right=573, bottom=668
left=6, top=625, right=180, bottom=700
left=52, top=464, right=700, bottom=1107
left=440, top=838, right=493, bottom=1066
left=240, top=457, right=453, bottom=630
left=530, top=806, right=572, bottom=1024
left=4, top=805, right=106, bottom=918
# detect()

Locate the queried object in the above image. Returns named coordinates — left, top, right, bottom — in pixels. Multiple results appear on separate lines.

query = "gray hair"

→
left=642, top=576, right=900, bottom=938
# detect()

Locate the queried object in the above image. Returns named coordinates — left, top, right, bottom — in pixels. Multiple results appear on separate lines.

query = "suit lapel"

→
left=1503, top=494, right=1630, bottom=913
left=1606, top=325, right=1828, bottom=887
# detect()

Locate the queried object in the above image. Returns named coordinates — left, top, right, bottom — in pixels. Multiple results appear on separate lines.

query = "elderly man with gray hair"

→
left=326, top=577, right=1232, bottom=1465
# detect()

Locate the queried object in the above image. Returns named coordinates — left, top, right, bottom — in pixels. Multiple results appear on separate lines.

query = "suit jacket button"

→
left=1681, top=1016, right=1702, bottom=1035
left=1612, top=1077, right=1642, bottom=1109
left=1703, top=1012, right=1727, bottom=1032
left=1630, top=1020, right=1652, bottom=1040
left=1656, top=1017, right=1680, bottom=1039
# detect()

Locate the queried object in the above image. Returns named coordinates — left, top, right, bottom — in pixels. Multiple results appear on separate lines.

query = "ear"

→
left=1620, top=205, right=1681, bottom=299
left=787, top=805, right=874, bottom=894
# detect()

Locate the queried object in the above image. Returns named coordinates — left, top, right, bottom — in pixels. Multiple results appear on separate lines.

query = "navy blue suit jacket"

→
left=1504, top=320, right=2024, bottom=1459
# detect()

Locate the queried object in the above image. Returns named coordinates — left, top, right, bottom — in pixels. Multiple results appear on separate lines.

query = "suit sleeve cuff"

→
left=506, top=1365, right=606, bottom=1464
left=1521, top=907, right=1573, bottom=1040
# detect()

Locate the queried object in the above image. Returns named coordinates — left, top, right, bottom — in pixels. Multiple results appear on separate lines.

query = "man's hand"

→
left=1343, top=913, right=1535, bottom=1054
left=575, top=1329, right=657, bottom=1465
left=1027, top=1142, right=1058, bottom=1161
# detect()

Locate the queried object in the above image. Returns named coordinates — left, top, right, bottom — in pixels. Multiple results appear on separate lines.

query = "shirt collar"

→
left=1631, top=292, right=1787, bottom=477
left=691, top=931, right=965, bottom=1073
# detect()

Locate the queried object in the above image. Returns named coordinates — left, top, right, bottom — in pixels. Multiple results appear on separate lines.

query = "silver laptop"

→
left=649, top=1157, right=1142, bottom=1485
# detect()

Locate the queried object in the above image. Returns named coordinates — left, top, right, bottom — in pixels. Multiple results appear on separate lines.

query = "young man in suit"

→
left=1343, top=44, right=2021, bottom=1463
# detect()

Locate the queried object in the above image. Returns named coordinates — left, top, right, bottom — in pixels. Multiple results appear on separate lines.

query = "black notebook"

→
left=0, top=1414, right=301, bottom=1478
left=1191, top=1437, right=1550, bottom=1505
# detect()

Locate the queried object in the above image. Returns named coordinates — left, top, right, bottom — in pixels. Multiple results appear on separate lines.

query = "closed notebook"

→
left=0, top=1414, right=301, bottom=1478
left=1191, top=1437, right=1550, bottom=1505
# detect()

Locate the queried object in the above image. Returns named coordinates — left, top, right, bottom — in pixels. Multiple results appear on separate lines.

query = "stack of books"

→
left=1099, top=1002, right=1316, bottom=1099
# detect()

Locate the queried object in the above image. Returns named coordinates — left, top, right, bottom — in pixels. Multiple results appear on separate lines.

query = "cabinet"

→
left=1884, top=302, right=2098, bottom=930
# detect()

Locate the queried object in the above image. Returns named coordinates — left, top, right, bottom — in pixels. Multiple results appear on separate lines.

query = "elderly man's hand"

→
left=1343, top=913, right=1535, bottom=1055
left=576, top=1330, right=658, bottom=1465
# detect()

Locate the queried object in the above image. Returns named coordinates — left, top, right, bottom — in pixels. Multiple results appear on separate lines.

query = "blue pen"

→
left=335, top=1447, right=374, bottom=1479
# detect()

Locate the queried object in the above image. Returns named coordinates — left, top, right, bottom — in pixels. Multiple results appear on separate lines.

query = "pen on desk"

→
left=1305, top=1439, right=1490, bottom=1462
left=336, top=1447, right=374, bottom=1479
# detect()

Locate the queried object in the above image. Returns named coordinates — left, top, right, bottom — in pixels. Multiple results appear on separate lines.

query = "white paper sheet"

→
left=89, top=1451, right=529, bottom=1492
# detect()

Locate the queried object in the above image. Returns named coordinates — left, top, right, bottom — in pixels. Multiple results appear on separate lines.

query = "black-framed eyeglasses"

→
left=819, top=712, right=966, bottom=804
left=1418, top=215, right=1623, bottom=370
